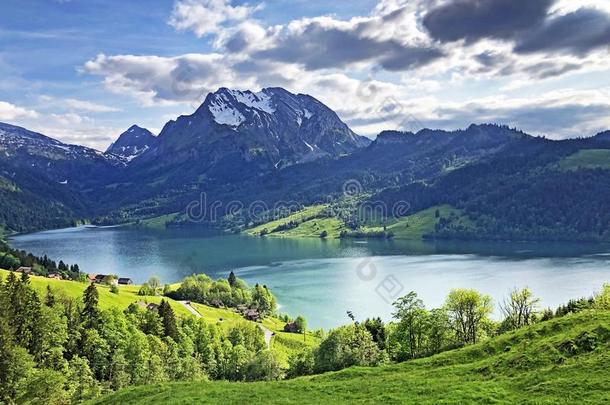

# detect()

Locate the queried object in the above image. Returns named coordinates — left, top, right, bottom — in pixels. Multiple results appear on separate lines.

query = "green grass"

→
left=355, top=205, right=471, bottom=240
left=558, top=149, right=610, bottom=171
left=246, top=204, right=471, bottom=240
left=91, top=310, right=610, bottom=404
left=133, top=213, right=180, bottom=229
left=270, top=331, right=321, bottom=367
left=246, top=205, right=328, bottom=237
left=276, top=217, right=345, bottom=238
left=387, top=205, right=471, bottom=239
left=0, top=269, right=188, bottom=318
left=189, top=302, right=245, bottom=328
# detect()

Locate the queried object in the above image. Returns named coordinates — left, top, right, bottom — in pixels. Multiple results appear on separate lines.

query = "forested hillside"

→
left=95, top=297, right=610, bottom=404
left=373, top=137, right=610, bottom=241
left=2, top=111, right=610, bottom=242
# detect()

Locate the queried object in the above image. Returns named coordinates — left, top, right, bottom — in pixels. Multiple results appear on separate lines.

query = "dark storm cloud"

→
left=253, top=17, right=444, bottom=71
left=423, top=0, right=555, bottom=43
left=515, top=8, right=610, bottom=55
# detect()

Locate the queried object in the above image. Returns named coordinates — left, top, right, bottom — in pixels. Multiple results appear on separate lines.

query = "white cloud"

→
left=0, top=101, right=38, bottom=120
left=39, top=95, right=121, bottom=113
left=63, top=98, right=121, bottom=113
left=83, top=53, right=238, bottom=106
left=168, top=0, right=259, bottom=37
left=78, top=0, right=610, bottom=142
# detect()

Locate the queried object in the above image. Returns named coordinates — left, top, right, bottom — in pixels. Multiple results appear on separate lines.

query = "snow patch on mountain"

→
left=229, top=90, right=275, bottom=114
left=208, top=94, right=245, bottom=127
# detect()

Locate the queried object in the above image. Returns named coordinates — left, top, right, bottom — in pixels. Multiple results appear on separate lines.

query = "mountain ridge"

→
left=1, top=88, right=610, bottom=237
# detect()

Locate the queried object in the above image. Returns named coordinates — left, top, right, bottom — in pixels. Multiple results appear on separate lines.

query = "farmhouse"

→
left=16, top=267, right=32, bottom=274
left=118, top=278, right=133, bottom=285
left=283, top=322, right=299, bottom=333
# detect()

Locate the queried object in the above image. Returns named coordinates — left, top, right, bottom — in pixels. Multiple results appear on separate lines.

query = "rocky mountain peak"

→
left=106, top=125, right=156, bottom=161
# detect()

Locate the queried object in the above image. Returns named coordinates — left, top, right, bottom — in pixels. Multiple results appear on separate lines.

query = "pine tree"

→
left=228, top=271, right=237, bottom=287
left=81, top=283, right=99, bottom=329
left=45, top=285, right=56, bottom=307
left=158, top=300, right=179, bottom=341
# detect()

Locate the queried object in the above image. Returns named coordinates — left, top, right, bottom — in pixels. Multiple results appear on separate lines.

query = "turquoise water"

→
left=10, top=226, right=610, bottom=329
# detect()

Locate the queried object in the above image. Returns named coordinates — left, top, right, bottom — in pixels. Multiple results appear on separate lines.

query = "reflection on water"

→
left=10, top=226, right=610, bottom=328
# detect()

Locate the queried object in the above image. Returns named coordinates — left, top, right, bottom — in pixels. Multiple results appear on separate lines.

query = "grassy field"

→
left=246, top=205, right=328, bottom=236
left=386, top=205, right=471, bottom=239
left=132, top=213, right=180, bottom=229
left=249, top=204, right=471, bottom=240
left=0, top=269, right=192, bottom=317
left=91, top=310, right=610, bottom=404
left=558, top=149, right=610, bottom=171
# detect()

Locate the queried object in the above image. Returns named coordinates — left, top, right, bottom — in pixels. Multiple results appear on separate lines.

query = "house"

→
left=47, top=273, right=62, bottom=280
left=245, top=309, right=261, bottom=322
left=93, top=274, right=118, bottom=285
left=16, top=267, right=32, bottom=274
left=88, top=273, right=98, bottom=282
left=210, top=298, right=223, bottom=308
left=118, top=278, right=132, bottom=285
left=136, top=301, right=159, bottom=311
left=283, top=322, right=299, bottom=333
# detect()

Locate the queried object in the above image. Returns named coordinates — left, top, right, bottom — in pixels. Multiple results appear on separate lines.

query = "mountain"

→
left=133, top=88, right=369, bottom=175
left=3, top=88, right=610, bottom=241
left=0, top=122, right=124, bottom=189
left=0, top=122, right=125, bottom=231
left=99, top=87, right=372, bottom=212
left=106, top=125, right=156, bottom=161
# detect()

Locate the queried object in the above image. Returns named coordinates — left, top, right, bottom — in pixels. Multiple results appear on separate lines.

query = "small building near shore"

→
left=245, top=309, right=261, bottom=322
left=16, top=267, right=32, bottom=274
left=284, top=322, right=299, bottom=333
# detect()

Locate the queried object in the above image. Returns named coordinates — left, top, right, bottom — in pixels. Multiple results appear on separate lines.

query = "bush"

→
left=314, top=324, right=387, bottom=373
left=110, top=284, right=119, bottom=294
left=287, top=348, right=314, bottom=378
left=245, top=351, right=282, bottom=381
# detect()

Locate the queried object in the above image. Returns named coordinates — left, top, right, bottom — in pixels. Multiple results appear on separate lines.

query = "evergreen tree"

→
left=228, top=271, right=237, bottom=287
left=158, top=300, right=179, bottom=341
left=45, top=285, right=55, bottom=307
left=81, top=283, right=100, bottom=329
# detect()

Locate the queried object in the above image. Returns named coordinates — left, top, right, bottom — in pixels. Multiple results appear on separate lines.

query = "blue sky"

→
left=1, top=0, right=610, bottom=150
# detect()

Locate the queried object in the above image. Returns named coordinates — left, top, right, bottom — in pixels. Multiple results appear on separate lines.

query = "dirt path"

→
left=179, top=301, right=272, bottom=348
left=259, top=324, right=273, bottom=348
left=178, top=301, right=202, bottom=317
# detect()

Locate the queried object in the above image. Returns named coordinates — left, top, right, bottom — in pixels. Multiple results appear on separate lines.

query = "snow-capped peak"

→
left=208, top=93, right=246, bottom=127
left=207, top=88, right=277, bottom=128
left=228, top=89, right=275, bottom=114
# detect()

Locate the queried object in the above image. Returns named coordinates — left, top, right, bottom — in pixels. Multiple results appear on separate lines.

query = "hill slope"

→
left=91, top=310, right=610, bottom=404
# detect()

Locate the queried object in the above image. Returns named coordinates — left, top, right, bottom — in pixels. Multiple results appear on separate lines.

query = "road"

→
left=178, top=300, right=273, bottom=348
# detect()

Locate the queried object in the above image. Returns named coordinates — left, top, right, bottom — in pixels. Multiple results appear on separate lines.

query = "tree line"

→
left=285, top=284, right=609, bottom=377
left=166, top=272, right=277, bottom=316
left=0, top=273, right=282, bottom=404
left=0, top=240, right=84, bottom=280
